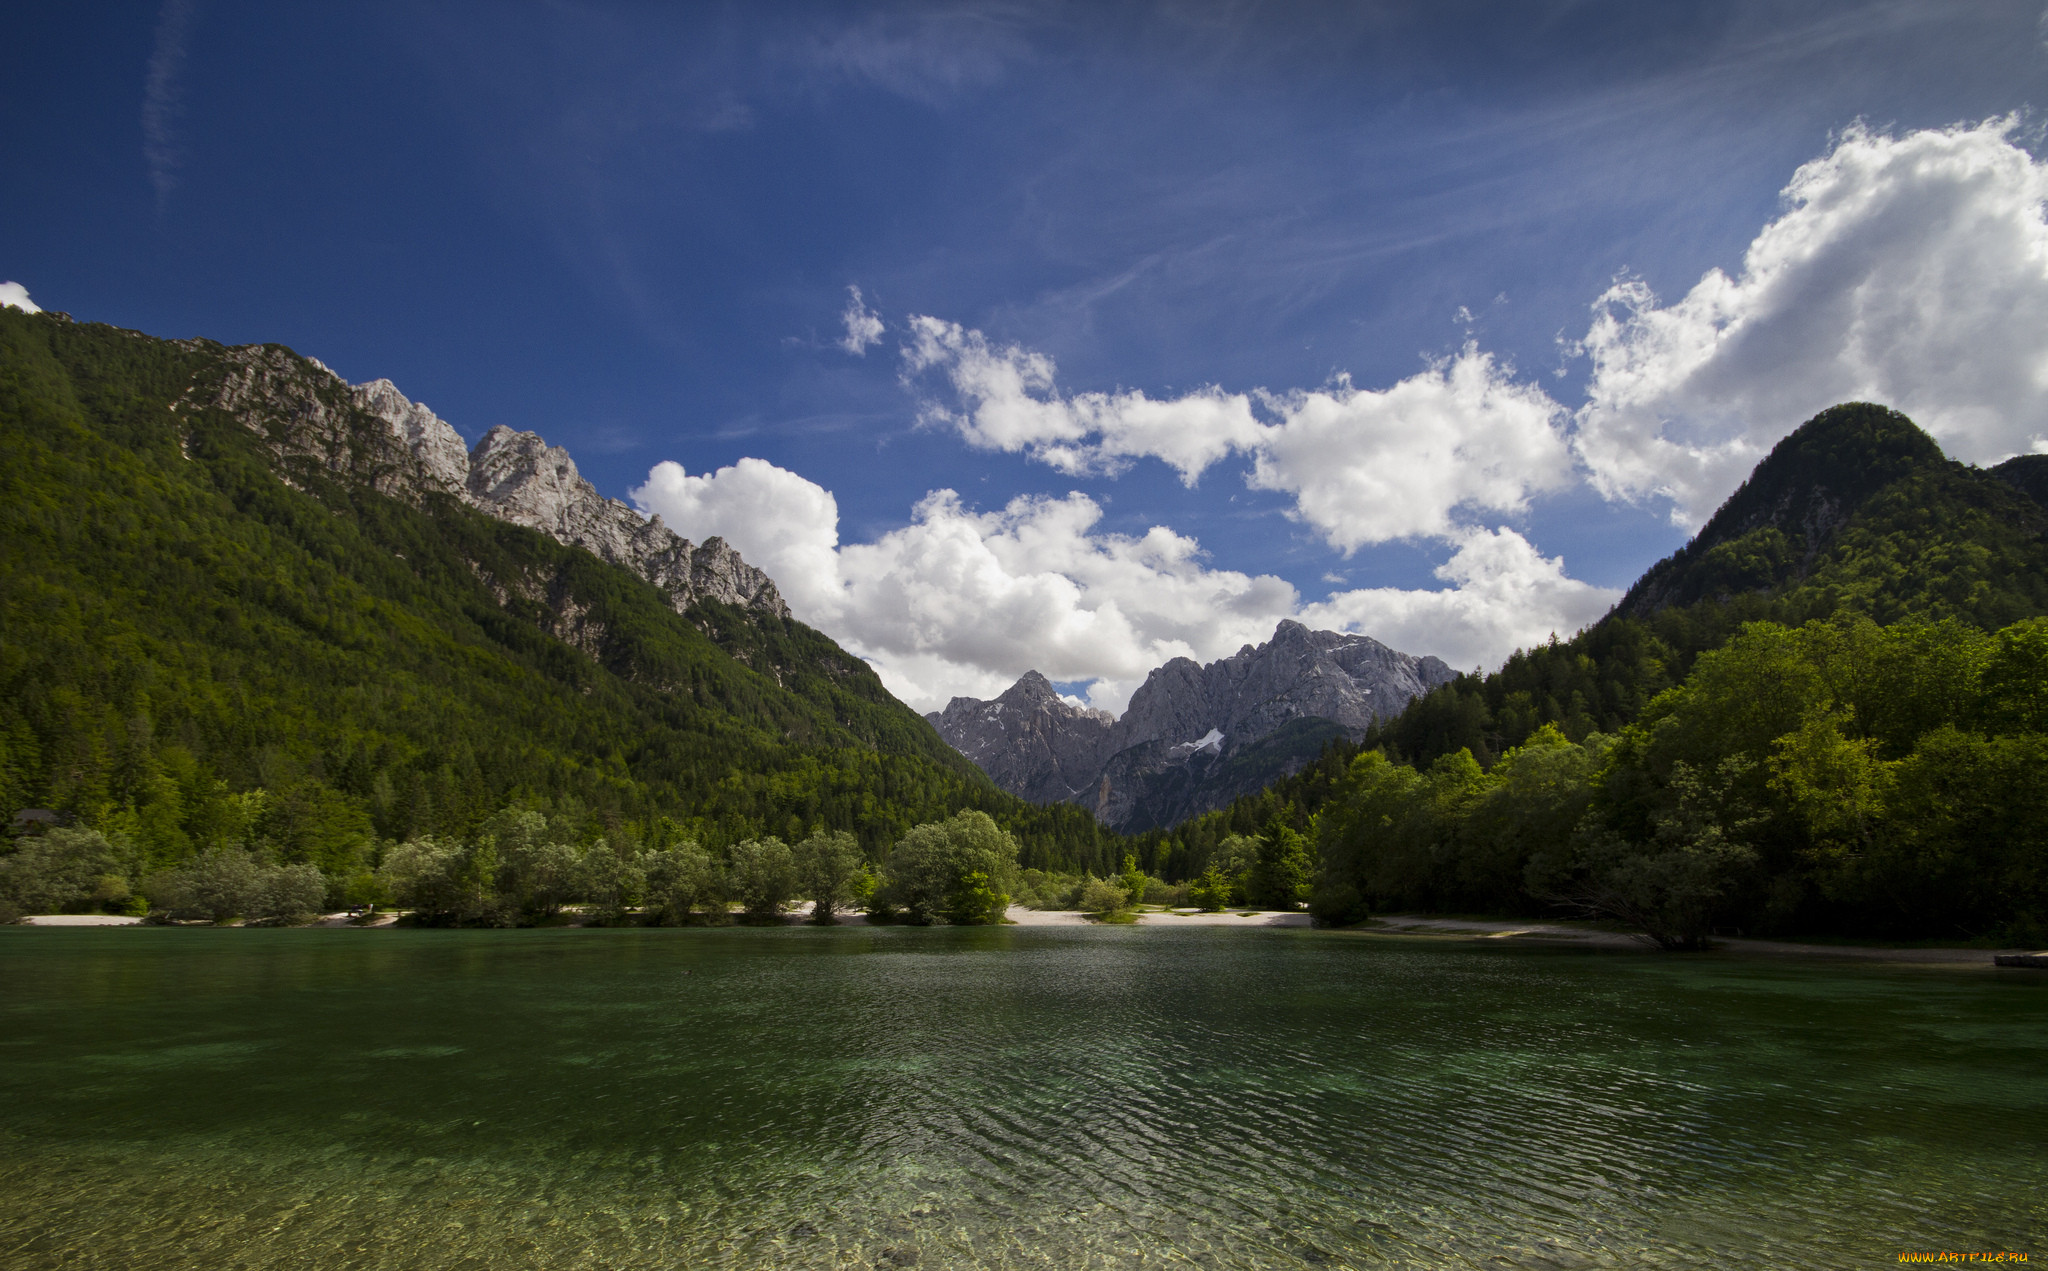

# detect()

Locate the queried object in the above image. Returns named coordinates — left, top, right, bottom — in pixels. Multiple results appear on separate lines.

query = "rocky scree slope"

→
left=928, top=621, right=1455, bottom=831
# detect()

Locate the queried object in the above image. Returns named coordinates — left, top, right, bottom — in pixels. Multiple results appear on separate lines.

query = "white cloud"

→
left=900, top=315, right=1264, bottom=481
left=1250, top=345, right=1572, bottom=552
left=901, top=316, right=1570, bottom=544
left=1300, top=527, right=1621, bottom=675
left=1574, top=116, right=2048, bottom=526
left=901, top=315, right=1093, bottom=454
left=0, top=282, right=39, bottom=314
left=633, top=454, right=1611, bottom=714
left=838, top=285, right=884, bottom=355
left=630, top=457, right=844, bottom=620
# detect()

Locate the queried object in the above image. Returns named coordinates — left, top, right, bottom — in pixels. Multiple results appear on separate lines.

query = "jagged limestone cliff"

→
left=198, top=344, right=786, bottom=618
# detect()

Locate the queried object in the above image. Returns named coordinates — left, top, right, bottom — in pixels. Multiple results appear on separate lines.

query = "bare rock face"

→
left=929, top=621, right=1457, bottom=831
left=924, top=672, right=1116, bottom=805
left=201, top=345, right=788, bottom=620
left=353, top=378, right=470, bottom=494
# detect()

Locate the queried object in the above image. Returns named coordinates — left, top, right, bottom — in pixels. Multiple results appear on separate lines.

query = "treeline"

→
left=0, top=808, right=1043, bottom=928
left=0, top=306, right=1125, bottom=883
left=1305, top=615, right=2048, bottom=946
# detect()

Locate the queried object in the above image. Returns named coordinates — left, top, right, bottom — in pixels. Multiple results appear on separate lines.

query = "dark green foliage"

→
left=0, top=827, right=122, bottom=916
left=143, top=846, right=326, bottom=925
left=880, top=810, right=1019, bottom=925
left=726, top=837, right=797, bottom=919
left=792, top=829, right=865, bottom=923
left=1991, top=453, right=2048, bottom=507
left=0, top=308, right=1124, bottom=899
left=1116, top=853, right=1148, bottom=906
left=1308, top=616, right=2048, bottom=945
left=641, top=841, right=724, bottom=925
left=1245, top=822, right=1312, bottom=909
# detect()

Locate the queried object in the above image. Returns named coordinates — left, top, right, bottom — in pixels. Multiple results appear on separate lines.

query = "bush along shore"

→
left=0, top=809, right=1184, bottom=929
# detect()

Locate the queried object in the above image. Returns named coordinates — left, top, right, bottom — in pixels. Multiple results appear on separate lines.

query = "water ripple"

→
left=0, top=926, right=2041, bottom=1268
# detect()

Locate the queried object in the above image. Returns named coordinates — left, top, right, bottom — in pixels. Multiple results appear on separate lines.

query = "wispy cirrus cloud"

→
left=142, top=0, right=200, bottom=206
left=793, top=6, right=1034, bottom=105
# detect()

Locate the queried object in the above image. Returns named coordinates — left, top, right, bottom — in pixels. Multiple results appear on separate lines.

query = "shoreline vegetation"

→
left=13, top=905, right=2037, bottom=967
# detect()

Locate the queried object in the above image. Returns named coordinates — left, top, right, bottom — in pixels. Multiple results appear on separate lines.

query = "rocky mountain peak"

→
left=923, top=670, right=1115, bottom=805
left=352, top=378, right=470, bottom=494
left=929, top=622, right=1457, bottom=830
left=204, top=346, right=788, bottom=621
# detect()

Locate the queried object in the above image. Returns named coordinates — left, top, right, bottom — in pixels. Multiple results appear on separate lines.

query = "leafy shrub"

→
left=1080, top=877, right=1129, bottom=915
left=0, top=828, right=119, bottom=915
left=882, top=810, right=1020, bottom=924
left=576, top=839, right=645, bottom=924
left=726, top=837, right=796, bottom=920
left=947, top=870, right=1010, bottom=925
left=1188, top=868, right=1233, bottom=912
left=1141, top=876, right=1186, bottom=907
left=793, top=829, right=864, bottom=923
left=246, top=863, right=327, bottom=925
left=146, top=848, right=329, bottom=924
left=643, top=842, right=722, bottom=925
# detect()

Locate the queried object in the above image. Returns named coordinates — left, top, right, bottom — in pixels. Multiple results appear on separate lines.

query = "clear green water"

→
left=0, top=927, right=2041, bottom=1269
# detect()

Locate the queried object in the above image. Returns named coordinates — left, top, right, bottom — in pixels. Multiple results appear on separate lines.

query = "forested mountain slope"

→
left=1125, top=404, right=2048, bottom=901
left=1367, top=403, right=2048, bottom=769
left=0, top=308, right=1116, bottom=877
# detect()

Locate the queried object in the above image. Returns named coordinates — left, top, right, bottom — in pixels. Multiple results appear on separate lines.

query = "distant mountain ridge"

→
left=928, top=621, right=1455, bottom=831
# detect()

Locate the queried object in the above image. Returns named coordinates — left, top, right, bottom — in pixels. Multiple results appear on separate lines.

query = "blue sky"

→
left=7, top=2, right=2048, bottom=711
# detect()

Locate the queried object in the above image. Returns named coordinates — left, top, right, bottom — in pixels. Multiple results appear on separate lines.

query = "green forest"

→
left=0, top=308, right=1122, bottom=918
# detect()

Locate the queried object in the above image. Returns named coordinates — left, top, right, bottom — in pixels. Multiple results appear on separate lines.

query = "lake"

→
left=0, top=925, right=2040, bottom=1269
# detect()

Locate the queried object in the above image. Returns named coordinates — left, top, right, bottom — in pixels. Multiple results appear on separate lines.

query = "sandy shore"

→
left=15, top=907, right=2037, bottom=965
left=1365, top=913, right=2037, bottom=965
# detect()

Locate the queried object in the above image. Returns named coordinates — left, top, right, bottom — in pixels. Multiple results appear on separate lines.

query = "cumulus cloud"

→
left=634, top=456, right=1611, bottom=713
left=901, top=316, right=1570, bottom=545
left=1251, top=346, right=1572, bottom=552
left=1300, top=527, right=1621, bottom=674
left=0, top=282, right=39, bottom=314
left=839, top=285, right=884, bottom=355
left=1574, top=116, right=2048, bottom=526
left=630, top=456, right=845, bottom=620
